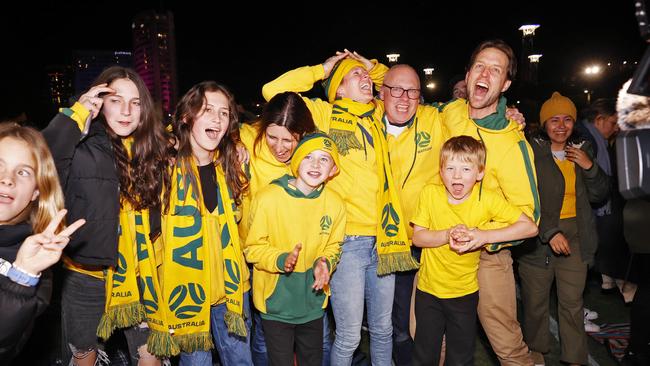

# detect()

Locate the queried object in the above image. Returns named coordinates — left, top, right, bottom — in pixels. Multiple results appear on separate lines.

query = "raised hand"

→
left=505, top=107, right=526, bottom=129
left=78, top=83, right=115, bottom=119
left=565, top=145, right=593, bottom=170
left=345, top=49, right=375, bottom=71
left=13, top=209, right=86, bottom=276
left=283, top=243, right=302, bottom=273
left=323, top=51, right=351, bottom=78
left=312, top=257, right=330, bottom=291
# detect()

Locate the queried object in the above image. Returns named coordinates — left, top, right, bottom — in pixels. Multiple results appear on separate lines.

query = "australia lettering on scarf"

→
left=169, top=320, right=206, bottom=330
left=172, top=172, right=204, bottom=270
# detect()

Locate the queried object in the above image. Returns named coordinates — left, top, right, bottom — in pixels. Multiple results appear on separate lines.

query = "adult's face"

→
left=337, top=66, right=374, bottom=104
left=380, top=66, right=421, bottom=125
left=265, top=124, right=299, bottom=163
left=466, top=47, right=511, bottom=118
left=452, top=80, right=467, bottom=99
left=544, top=114, right=575, bottom=147
left=594, top=113, right=619, bottom=139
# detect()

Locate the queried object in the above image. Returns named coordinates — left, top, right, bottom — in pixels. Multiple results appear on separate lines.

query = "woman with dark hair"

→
left=239, top=91, right=316, bottom=238
left=43, top=66, right=173, bottom=365
left=238, top=91, right=331, bottom=365
left=516, top=92, right=609, bottom=366
left=162, top=81, right=252, bottom=366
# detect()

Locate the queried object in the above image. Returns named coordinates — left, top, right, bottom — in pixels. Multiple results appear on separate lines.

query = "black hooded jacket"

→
left=0, top=224, right=52, bottom=363
left=42, top=112, right=120, bottom=267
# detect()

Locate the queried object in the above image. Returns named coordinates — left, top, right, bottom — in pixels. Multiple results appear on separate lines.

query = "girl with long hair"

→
left=43, top=66, right=172, bottom=366
left=162, top=81, right=251, bottom=366
left=0, top=123, right=85, bottom=362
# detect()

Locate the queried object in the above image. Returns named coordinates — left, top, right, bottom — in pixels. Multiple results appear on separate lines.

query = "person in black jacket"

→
left=515, top=93, right=609, bottom=366
left=0, top=123, right=85, bottom=363
left=42, top=66, right=172, bottom=366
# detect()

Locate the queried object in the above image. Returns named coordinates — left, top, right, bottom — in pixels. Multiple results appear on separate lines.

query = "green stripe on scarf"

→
left=161, top=162, right=246, bottom=354
left=329, top=98, right=419, bottom=275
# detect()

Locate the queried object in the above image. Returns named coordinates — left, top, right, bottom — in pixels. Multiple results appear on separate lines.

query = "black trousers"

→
left=413, top=289, right=478, bottom=366
left=261, top=316, right=323, bottom=366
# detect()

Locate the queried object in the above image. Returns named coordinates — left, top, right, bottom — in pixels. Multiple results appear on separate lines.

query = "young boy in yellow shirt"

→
left=244, top=133, right=345, bottom=366
left=410, top=136, right=538, bottom=365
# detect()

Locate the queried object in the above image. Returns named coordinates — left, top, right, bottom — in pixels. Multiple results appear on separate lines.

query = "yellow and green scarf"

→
left=97, top=137, right=177, bottom=356
left=161, top=162, right=246, bottom=353
left=330, top=98, right=419, bottom=275
left=97, top=206, right=177, bottom=355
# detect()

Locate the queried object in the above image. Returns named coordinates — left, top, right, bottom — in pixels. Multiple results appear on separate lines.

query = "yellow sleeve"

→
left=411, top=185, right=434, bottom=228
left=262, top=65, right=325, bottom=101
left=244, top=195, right=287, bottom=273
left=318, top=201, right=346, bottom=273
left=261, top=64, right=333, bottom=132
left=496, top=140, right=540, bottom=223
left=486, top=191, right=525, bottom=225
left=59, top=102, right=91, bottom=132
left=369, top=61, right=389, bottom=90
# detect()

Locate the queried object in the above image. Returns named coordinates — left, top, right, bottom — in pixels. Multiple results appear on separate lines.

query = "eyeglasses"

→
left=383, top=84, right=421, bottom=100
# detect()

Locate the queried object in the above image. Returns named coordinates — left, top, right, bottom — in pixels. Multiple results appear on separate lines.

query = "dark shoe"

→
left=601, top=286, right=618, bottom=295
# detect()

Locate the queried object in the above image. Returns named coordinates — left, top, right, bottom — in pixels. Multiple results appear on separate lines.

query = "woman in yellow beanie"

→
left=515, top=92, right=609, bottom=365
left=262, top=50, right=418, bottom=365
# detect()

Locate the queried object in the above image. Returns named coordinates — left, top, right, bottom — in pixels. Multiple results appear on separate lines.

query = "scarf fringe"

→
left=147, top=329, right=180, bottom=357
left=376, top=251, right=420, bottom=276
left=173, top=332, right=214, bottom=353
left=328, top=129, right=362, bottom=156
left=224, top=310, right=248, bottom=337
left=97, top=302, right=146, bottom=340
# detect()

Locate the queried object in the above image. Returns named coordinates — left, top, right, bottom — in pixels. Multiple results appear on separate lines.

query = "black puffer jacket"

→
left=0, top=224, right=52, bottom=363
left=42, top=113, right=120, bottom=267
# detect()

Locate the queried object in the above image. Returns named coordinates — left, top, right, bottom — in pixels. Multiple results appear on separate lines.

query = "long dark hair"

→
left=172, top=81, right=247, bottom=205
left=253, top=92, right=316, bottom=156
left=92, top=66, right=172, bottom=212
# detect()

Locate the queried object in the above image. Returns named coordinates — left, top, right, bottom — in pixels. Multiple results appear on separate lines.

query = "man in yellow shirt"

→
left=440, top=39, right=541, bottom=366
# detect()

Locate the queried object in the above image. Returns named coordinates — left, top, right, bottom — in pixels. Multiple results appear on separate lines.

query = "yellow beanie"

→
left=322, top=59, right=366, bottom=102
left=539, top=92, right=577, bottom=125
left=290, top=132, right=340, bottom=178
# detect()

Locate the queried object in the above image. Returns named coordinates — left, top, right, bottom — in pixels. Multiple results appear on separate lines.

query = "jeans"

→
left=179, top=293, right=253, bottom=366
left=61, top=270, right=107, bottom=363
left=251, top=310, right=268, bottom=366
left=330, top=236, right=395, bottom=366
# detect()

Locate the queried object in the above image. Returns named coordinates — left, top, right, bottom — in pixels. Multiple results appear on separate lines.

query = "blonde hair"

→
left=440, top=135, right=486, bottom=172
left=0, top=123, right=65, bottom=233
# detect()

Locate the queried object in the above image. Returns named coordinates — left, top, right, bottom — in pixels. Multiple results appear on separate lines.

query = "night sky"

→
left=1, top=0, right=646, bottom=124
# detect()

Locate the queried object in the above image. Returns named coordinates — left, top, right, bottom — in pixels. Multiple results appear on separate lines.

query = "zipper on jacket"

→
left=401, top=117, right=419, bottom=189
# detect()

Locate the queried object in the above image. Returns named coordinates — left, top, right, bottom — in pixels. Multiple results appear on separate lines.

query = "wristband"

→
left=0, top=258, right=40, bottom=287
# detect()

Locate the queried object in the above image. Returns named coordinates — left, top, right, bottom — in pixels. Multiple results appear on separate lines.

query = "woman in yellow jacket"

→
left=263, top=51, right=418, bottom=365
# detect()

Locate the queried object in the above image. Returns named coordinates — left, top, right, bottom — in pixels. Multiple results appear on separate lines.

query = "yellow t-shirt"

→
left=411, top=184, right=522, bottom=298
left=555, top=158, right=577, bottom=219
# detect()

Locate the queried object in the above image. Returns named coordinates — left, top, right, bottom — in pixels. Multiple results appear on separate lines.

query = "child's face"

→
left=296, top=149, right=337, bottom=191
left=0, top=137, right=39, bottom=224
left=440, top=156, right=484, bottom=204
left=190, top=91, right=230, bottom=158
left=102, top=78, right=142, bottom=137
left=265, top=124, right=299, bottom=163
